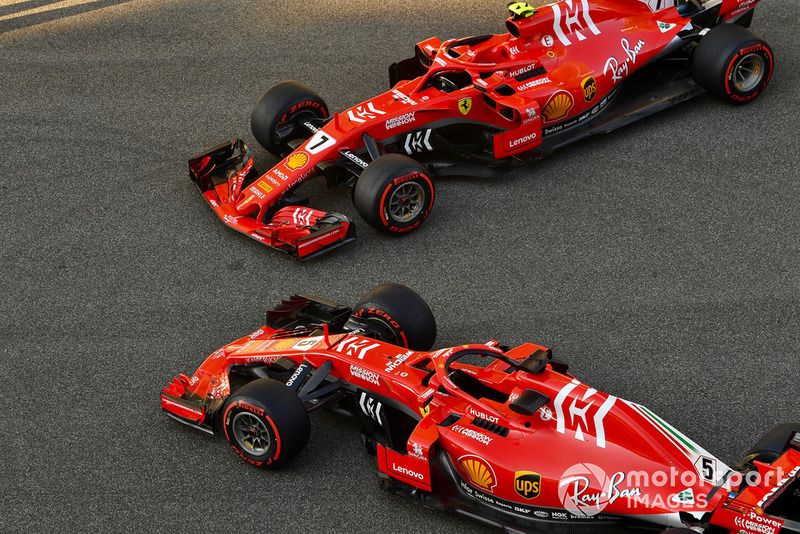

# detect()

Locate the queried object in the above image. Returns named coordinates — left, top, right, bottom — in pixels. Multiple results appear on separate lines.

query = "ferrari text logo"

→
left=458, top=97, right=472, bottom=115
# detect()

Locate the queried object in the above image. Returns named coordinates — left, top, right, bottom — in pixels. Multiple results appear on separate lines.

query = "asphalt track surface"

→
left=2, top=1, right=798, bottom=532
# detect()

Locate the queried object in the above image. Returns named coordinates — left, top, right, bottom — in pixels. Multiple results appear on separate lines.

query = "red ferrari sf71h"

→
left=187, top=0, right=774, bottom=258
left=161, top=283, right=799, bottom=534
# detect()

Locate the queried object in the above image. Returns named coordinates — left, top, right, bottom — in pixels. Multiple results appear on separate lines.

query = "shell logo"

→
left=459, top=455, right=497, bottom=492
left=542, top=91, right=574, bottom=123
left=273, top=339, right=296, bottom=351
left=285, top=151, right=309, bottom=170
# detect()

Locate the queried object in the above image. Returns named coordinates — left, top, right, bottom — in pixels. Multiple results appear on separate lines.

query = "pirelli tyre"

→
left=351, top=283, right=436, bottom=351
left=251, top=81, right=329, bottom=157
left=222, top=378, right=310, bottom=469
left=691, top=24, right=773, bottom=104
left=353, top=154, right=435, bottom=234
left=743, top=422, right=800, bottom=464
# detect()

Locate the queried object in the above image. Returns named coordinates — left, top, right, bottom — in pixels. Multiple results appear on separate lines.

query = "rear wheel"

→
left=222, top=378, right=310, bottom=468
left=251, top=81, right=329, bottom=156
left=353, top=154, right=435, bottom=234
left=691, top=24, right=773, bottom=104
left=351, top=283, right=436, bottom=351
left=744, top=422, right=800, bottom=464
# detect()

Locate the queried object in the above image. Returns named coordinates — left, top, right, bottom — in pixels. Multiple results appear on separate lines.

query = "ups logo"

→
left=514, top=471, right=541, bottom=499
left=581, top=76, right=597, bottom=103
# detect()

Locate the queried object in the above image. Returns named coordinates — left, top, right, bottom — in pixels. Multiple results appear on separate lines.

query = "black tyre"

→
left=691, top=24, right=773, bottom=104
left=744, top=422, right=800, bottom=464
left=251, top=81, right=329, bottom=156
left=352, top=283, right=436, bottom=351
left=222, top=378, right=310, bottom=469
left=353, top=154, right=434, bottom=234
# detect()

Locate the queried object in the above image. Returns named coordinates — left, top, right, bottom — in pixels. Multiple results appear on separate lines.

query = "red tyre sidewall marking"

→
left=263, top=414, right=281, bottom=464
left=222, top=401, right=238, bottom=442
left=222, top=400, right=282, bottom=464
left=379, top=171, right=434, bottom=230
left=761, top=46, right=774, bottom=88
left=353, top=308, right=409, bottom=347
left=379, top=183, right=394, bottom=226
left=278, top=100, right=328, bottom=124
left=724, top=44, right=772, bottom=100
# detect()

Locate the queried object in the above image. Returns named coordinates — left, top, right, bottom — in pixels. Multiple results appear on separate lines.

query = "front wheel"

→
left=251, top=81, right=329, bottom=156
left=351, top=283, right=436, bottom=351
left=691, top=24, right=773, bottom=104
left=353, top=154, right=435, bottom=234
left=222, top=378, right=310, bottom=469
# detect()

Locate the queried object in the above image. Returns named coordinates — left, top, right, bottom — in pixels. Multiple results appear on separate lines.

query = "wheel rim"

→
left=272, top=110, right=321, bottom=151
left=732, top=53, right=764, bottom=93
left=231, top=412, right=271, bottom=456
left=363, top=316, right=404, bottom=347
left=388, top=182, right=425, bottom=223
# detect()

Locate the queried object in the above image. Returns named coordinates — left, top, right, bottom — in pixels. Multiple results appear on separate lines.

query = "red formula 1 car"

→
left=188, top=0, right=774, bottom=259
left=162, top=284, right=799, bottom=534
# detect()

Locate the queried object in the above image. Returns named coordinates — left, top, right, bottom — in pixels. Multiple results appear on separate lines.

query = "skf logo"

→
left=514, top=471, right=542, bottom=499
left=285, top=151, right=309, bottom=170
left=347, top=102, right=385, bottom=123
left=458, top=97, right=472, bottom=115
left=581, top=76, right=597, bottom=103
left=459, top=455, right=497, bottom=492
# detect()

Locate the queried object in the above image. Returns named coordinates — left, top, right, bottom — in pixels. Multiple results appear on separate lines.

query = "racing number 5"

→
left=701, top=457, right=715, bottom=481
left=306, top=131, right=336, bottom=154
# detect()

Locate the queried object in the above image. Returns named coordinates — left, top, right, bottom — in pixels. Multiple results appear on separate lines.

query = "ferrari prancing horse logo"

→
left=458, top=97, right=472, bottom=115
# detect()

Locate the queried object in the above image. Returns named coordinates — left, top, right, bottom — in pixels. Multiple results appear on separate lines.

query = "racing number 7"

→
left=306, top=131, right=336, bottom=154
